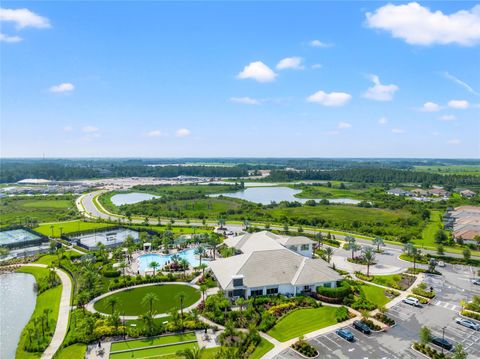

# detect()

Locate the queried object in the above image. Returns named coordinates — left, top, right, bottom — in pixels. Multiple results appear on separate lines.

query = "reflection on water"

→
left=111, top=192, right=159, bottom=206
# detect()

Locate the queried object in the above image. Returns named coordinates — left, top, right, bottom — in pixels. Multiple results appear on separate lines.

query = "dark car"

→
left=353, top=320, right=371, bottom=334
left=336, top=328, right=355, bottom=342
left=431, top=336, right=453, bottom=351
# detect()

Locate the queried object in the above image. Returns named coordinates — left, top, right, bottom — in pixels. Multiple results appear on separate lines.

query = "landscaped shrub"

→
left=316, top=282, right=351, bottom=299
left=355, top=272, right=373, bottom=281
left=374, top=313, right=395, bottom=326
left=412, top=342, right=448, bottom=359
left=412, top=283, right=436, bottom=299
left=335, top=306, right=350, bottom=322
left=461, top=310, right=480, bottom=321
left=102, top=268, right=120, bottom=278
left=361, top=319, right=381, bottom=331
left=351, top=296, right=377, bottom=310
left=291, top=339, right=319, bottom=358
left=410, top=295, right=429, bottom=304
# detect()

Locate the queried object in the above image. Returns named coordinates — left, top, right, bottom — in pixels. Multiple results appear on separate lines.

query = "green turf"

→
left=293, top=184, right=369, bottom=200
left=33, top=220, right=116, bottom=237
left=250, top=338, right=274, bottom=359
left=111, top=333, right=196, bottom=351
left=56, top=344, right=87, bottom=359
left=268, top=307, right=338, bottom=342
left=15, top=267, right=62, bottom=359
left=94, top=284, right=200, bottom=316
left=359, top=284, right=390, bottom=307
left=109, top=342, right=197, bottom=359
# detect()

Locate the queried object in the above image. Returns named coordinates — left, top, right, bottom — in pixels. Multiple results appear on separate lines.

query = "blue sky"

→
left=1, top=1, right=479, bottom=158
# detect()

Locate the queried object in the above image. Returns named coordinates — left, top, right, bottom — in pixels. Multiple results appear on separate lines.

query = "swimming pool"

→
left=138, top=248, right=208, bottom=272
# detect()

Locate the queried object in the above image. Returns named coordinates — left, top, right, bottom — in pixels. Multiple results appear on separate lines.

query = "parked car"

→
left=353, top=320, right=371, bottom=334
left=403, top=297, right=420, bottom=307
left=437, top=261, right=446, bottom=267
left=431, top=336, right=453, bottom=351
left=472, top=279, right=480, bottom=286
left=336, top=328, right=355, bottom=342
left=456, top=318, right=480, bottom=330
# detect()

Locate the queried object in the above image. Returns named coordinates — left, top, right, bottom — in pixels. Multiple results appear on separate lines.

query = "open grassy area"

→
left=359, top=284, right=391, bottom=307
left=15, top=266, right=62, bottom=359
left=0, top=195, right=78, bottom=227
left=111, top=333, right=196, bottom=351
left=94, top=284, right=200, bottom=316
left=413, top=165, right=480, bottom=177
left=268, top=307, right=338, bottom=342
left=109, top=342, right=197, bottom=359
left=411, top=210, right=442, bottom=249
left=250, top=338, right=274, bottom=359
left=34, top=250, right=83, bottom=266
left=56, top=344, right=87, bottom=359
left=293, top=184, right=371, bottom=200
left=34, top=220, right=115, bottom=237
left=371, top=273, right=416, bottom=291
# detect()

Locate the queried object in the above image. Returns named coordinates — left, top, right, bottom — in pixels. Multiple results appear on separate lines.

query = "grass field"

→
left=15, top=266, right=62, bottom=359
left=293, top=184, right=370, bottom=200
left=109, top=342, right=196, bottom=359
left=33, top=220, right=116, bottom=237
left=0, top=195, right=78, bottom=227
left=250, top=338, right=274, bottom=359
left=94, top=284, right=200, bottom=316
left=371, top=274, right=415, bottom=291
left=268, top=307, right=338, bottom=342
left=34, top=250, right=83, bottom=266
left=359, top=284, right=390, bottom=307
left=411, top=210, right=442, bottom=249
left=413, top=165, right=480, bottom=177
left=111, top=333, right=196, bottom=352
left=56, top=344, right=86, bottom=359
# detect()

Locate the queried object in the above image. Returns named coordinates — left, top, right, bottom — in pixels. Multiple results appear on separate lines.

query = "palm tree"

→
left=218, top=218, right=226, bottom=229
left=171, top=254, right=181, bottom=264
left=149, top=261, right=160, bottom=276
left=208, top=235, right=221, bottom=260
left=107, top=296, right=119, bottom=314
left=142, top=292, right=159, bottom=314
left=345, top=236, right=359, bottom=260
left=176, top=347, right=204, bottom=359
left=373, top=237, right=385, bottom=253
left=194, top=246, right=206, bottom=266
left=119, top=261, right=128, bottom=285
left=198, top=263, right=208, bottom=278
left=180, top=258, right=190, bottom=278
left=177, top=291, right=186, bottom=318
left=404, top=243, right=421, bottom=271
left=141, top=311, right=155, bottom=336
left=362, top=247, right=376, bottom=277
left=199, top=284, right=207, bottom=301
left=324, top=247, right=334, bottom=263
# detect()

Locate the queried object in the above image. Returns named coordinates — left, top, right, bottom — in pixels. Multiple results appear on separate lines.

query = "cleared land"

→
left=268, top=307, right=338, bottom=342
left=94, top=284, right=200, bottom=316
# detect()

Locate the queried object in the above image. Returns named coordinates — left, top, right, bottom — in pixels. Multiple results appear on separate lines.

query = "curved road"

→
left=78, top=191, right=476, bottom=260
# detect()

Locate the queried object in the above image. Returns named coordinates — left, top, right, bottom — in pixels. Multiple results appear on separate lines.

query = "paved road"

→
left=274, top=265, right=480, bottom=359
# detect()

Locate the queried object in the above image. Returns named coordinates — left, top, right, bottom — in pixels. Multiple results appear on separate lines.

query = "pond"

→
left=110, top=192, right=159, bottom=206
left=210, top=186, right=361, bottom=205
left=0, top=273, right=37, bottom=359
left=138, top=248, right=208, bottom=272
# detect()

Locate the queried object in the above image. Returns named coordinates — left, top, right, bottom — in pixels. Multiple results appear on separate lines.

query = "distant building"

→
left=0, top=228, right=50, bottom=260
left=386, top=188, right=412, bottom=197
left=460, top=189, right=476, bottom=198
left=449, top=206, right=480, bottom=244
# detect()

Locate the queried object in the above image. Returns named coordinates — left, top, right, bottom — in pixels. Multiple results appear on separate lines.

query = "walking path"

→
left=13, top=263, right=72, bottom=359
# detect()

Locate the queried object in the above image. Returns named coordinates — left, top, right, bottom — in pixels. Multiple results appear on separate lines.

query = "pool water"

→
left=138, top=248, right=207, bottom=272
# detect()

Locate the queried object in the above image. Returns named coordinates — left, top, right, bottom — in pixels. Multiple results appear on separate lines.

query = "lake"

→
left=0, top=273, right=37, bottom=359
left=111, top=192, right=159, bottom=206
left=210, top=186, right=361, bottom=205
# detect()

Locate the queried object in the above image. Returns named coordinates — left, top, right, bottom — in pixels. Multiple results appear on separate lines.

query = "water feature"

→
left=110, top=192, right=159, bottom=206
left=210, top=186, right=361, bottom=205
left=138, top=248, right=207, bottom=272
left=0, top=273, right=37, bottom=359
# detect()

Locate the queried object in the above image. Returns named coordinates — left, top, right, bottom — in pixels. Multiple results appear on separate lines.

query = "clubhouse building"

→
left=209, top=231, right=342, bottom=299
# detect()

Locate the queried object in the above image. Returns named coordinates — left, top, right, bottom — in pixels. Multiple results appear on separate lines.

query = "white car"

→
left=403, top=297, right=420, bottom=307
left=437, top=261, right=446, bottom=267
left=456, top=318, right=480, bottom=330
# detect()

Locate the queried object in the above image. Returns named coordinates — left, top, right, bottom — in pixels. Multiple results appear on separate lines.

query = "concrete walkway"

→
left=14, top=263, right=72, bottom=359
left=85, top=282, right=202, bottom=320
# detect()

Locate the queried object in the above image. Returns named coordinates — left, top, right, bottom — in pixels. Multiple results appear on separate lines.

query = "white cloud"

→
left=0, top=8, right=51, bottom=29
left=338, top=122, right=352, bottom=129
left=82, top=126, right=99, bottom=133
left=63, top=126, right=73, bottom=132
left=444, top=72, right=480, bottom=96
left=306, top=90, right=352, bottom=107
left=311, top=64, right=322, bottom=69
left=363, top=75, right=398, bottom=101
left=378, top=117, right=388, bottom=125
left=49, top=83, right=75, bottom=93
left=439, top=114, right=457, bottom=121
left=310, top=40, right=332, bottom=48
left=420, top=101, right=441, bottom=112
left=146, top=130, right=163, bottom=137
left=276, top=57, right=304, bottom=70
left=230, top=97, right=261, bottom=105
left=448, top=99, right=470, bottom=109
left=0, top=32, right=22, bottom=43
left=237, top=61, right=277, bottom=82
left=366, top=3, right=480, bottom=46
left=447, top=138, right=461, bottom=145
left=176, top=128, right=191, bottom=137
left=392, top=128, right=405, bottom=134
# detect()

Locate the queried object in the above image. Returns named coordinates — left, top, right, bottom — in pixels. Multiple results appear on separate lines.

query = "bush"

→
left=412, top=285, right=436, bottom=299
left=461, top=310, right=480, bottom=321
left=373, top=313, right=395, bottom=326
left=291, top=340, right=318, bottom=358
left=355, top=272, right=373, bottom=281
left=335, top=306, right=350, bottom=322
left=361, top=319, right=381, bottom=331
left=316, top=282, right=351, bottom=299
left=102, top=269, right=120, bottom=278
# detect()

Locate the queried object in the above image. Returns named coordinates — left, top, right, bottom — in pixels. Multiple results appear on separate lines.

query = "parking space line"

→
left=323, top=335, right=342, bottom=348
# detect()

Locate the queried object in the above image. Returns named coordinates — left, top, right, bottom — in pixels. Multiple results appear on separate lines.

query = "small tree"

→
left=142, top=292, right=158, bottom=314
left=345, top=237, right=359, bottom=260
left=434, top=229, right=448, bottom=244
left=428, top=259, right=437, bottom=274
left=324, top=247, right=334, bottom=263
left=463, top=248, right=471, bottom=261
left=453, top=343, right=467, bottom=359
left=373, top=237, right=384, bottom=253
left=149, top=261, right=160, bottom=276
left=437, top=244, right=444, bottom=255
left=107, top=296, right=119, bottom=314
left=419, top=326, right=431, bottom=345
left=362, top=246, right=376, bottom=277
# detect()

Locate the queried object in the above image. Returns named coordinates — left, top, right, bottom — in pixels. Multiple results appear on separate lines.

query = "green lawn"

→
left=411, top=210, right=442, bottom=249
left=56, top=344, right=87, bottom=359
left=33, top=220, right=116, bottom=237
left=268, top=307, right=338, bottom=342
left=15, top=266, right=62, bottom=359
left=293, top=184, right=370, bottom=200
left=0, top=195, right=78, bottom=227
left=250, top=338, right=274, bottom=359
left=34, top=250, right=82, bottom=266
left=109, top=342, right=197, bottom=359
left=359, top=284, right=390, bottom=307
left=94, top=284, right=200, bottom=316
left=111, top=333, right=196, bottom=352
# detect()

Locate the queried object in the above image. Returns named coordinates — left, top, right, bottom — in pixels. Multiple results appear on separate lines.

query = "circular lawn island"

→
left=94, top=284, right=200, bottom=316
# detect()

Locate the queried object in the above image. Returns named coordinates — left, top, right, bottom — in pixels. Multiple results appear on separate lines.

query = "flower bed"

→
left=412, top=283, right=436, bottom=299
left=461, top=310, right=480, bottom=321
left=291, top=339, right=319, bottom=358
left=374, top=313, right=396, bottom=326
left=361, top=319, right=382, bottom=331
left=409, top=295, right=430, bottom=305
left=412, top=342, right=449, bottom=359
